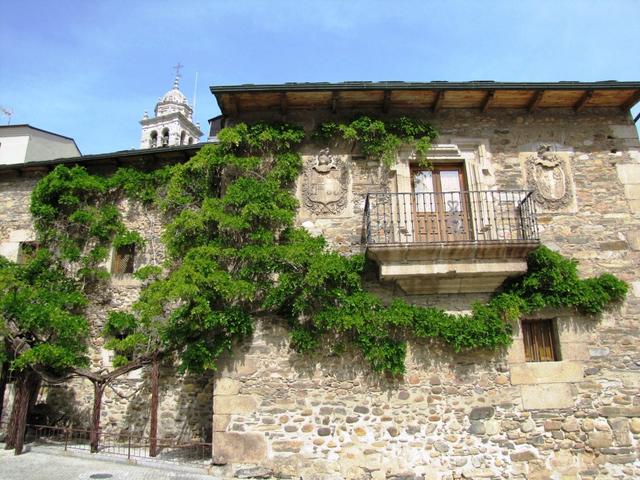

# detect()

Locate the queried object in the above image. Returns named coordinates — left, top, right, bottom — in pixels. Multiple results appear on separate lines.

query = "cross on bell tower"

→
left=172, top=62, right=184, bottom=87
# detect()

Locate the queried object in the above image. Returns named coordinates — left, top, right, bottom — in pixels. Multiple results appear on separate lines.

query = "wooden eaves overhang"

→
left=0, top=143, right=206, bottom=178
left=210, top=81, right=640, bottom=116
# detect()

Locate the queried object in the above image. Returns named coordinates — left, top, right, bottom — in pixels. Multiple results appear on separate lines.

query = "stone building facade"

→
left=206, top=82, right=640, bottom=479
left=0, top=145, right=214, bottom=442
left=2, top=81, right=640, bottom=479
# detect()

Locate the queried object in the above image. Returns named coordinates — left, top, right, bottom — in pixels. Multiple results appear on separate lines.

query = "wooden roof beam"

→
left=433, top=90, right=446, bottom=113
left=621, top=90, right=640, bottom=112
left=382, top=90, right=391, bottom=113
left=528, top=90, right=545, bottom=112
left=574, top=90, right=593, bottom=112
left=481, top=90, right=495, bottom=113
left=226, top=95, right=238, bottom=116
left=279, top=92, right=289, bottom=115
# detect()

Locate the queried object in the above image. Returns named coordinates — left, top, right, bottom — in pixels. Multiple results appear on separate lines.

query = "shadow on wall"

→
left=213, top=310, right=512, bottom=401
left=118, top=361, right=213, bottom=443
left=212, top=282, right=604, bottom=403
left=174, top=371, right=213, bottom=443
left=212, top=281, right=503, bottom=382
left=38, top=384, right=90, bottom=427
left=119, top=372, right=151, bottom=436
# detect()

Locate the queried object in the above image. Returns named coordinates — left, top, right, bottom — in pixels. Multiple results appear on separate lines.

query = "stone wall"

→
left=0, top=172, right=212, bottom=441
left=212, top=312, right=638, bottom=479
left=1, top=108, right=639, bottom=477
left=209, top=108, right=640, bottom=478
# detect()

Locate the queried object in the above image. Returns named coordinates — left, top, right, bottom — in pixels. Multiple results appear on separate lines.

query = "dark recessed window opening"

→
left=112, top=244, right=135, bottom=275
left=17, top=241, right=40, bottom=264
left=522, top=319, right=560, bottom=362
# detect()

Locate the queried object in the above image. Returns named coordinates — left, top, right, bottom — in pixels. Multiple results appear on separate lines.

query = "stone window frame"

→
left=389, top=142, right=490, bottom=242
left=508, top=309, right=593, bottom=365
left=508, top=311, right=590, bottom=398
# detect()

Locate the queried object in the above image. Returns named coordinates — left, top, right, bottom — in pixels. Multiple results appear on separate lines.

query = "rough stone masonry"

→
left=211, top=106, right=640, bottom=479
left=1, top=102, right=640, bottom=479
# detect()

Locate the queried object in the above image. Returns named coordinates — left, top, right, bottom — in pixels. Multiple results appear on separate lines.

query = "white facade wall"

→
left=0, top=134, right=29, bottom=165
left=0, top=126, right=80, bottom=165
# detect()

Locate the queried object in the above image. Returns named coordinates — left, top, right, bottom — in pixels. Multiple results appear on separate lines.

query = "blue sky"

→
left=1, top=0, right=639, bottom=154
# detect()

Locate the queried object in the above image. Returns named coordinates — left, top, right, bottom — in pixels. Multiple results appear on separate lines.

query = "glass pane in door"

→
left=413, top=170, right=434, bottom=212
left=439, top=170, right=462, bottom=212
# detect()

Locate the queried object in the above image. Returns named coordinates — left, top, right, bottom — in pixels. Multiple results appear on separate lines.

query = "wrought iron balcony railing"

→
left=364, top=190, right=539, bottom=245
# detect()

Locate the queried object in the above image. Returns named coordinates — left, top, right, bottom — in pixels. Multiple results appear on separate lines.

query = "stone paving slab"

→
left=0, top=445, right=227, bottom=480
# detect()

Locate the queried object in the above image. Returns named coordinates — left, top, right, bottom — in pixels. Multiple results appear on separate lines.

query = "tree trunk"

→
left=4, top=373, right=23, bottom=450
left=149, top=354, right=159, bottom=457
left=9, top=370, right=40, bottom=455
left=90, top=381, right=105, bottom=453
left=0, top=361, right=9, bottom=425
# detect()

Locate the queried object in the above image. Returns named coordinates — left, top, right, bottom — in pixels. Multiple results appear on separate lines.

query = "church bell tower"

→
left=140, top=64, right=203, bottom=149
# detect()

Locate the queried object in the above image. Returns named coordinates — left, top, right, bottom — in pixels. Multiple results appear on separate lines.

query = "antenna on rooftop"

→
left=1, top=106, right=13, bottom=125
left=192, top=71, right=198, bottom=116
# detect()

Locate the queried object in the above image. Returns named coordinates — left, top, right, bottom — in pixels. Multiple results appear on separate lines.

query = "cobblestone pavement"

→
left=0, top=445, right=226, bottom=480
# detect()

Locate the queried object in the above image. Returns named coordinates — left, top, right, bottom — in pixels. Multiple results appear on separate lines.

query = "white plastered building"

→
left=0, top=124, right=80, bottom=165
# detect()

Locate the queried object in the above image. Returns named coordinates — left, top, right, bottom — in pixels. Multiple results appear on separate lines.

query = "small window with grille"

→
left=17, top=241, right=40, bottom=264
left=522, top=319, right=560, bottom=362
left=112, top=244, right=135, bottom=275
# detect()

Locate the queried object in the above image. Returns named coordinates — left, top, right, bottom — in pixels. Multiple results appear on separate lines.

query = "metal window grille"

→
left=113, top=245, right=135, bottom=274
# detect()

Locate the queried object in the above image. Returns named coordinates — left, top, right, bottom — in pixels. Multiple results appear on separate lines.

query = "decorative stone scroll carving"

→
left=302, top=148, right=348, bottom=215
left=526, top=145, right=574, bottom=210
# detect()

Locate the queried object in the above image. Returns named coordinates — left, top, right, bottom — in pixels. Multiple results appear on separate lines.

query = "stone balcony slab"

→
left=367, top=240, right=539, bottom=294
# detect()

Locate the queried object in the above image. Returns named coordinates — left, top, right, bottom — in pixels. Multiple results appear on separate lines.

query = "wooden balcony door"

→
left=411, top=165, right=471, bottom=242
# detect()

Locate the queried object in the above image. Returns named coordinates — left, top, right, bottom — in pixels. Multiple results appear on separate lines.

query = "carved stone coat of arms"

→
left=526, top=145, right=573, bottom=211
left=302, top=148, right=348, bottom=215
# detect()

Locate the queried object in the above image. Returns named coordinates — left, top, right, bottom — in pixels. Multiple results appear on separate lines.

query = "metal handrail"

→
left=364, top=190, right=539, bottom=245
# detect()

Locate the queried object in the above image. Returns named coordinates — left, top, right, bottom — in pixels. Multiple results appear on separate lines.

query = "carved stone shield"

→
left=526, top=145, right=572, bottom=210
left=302, top=148, right=348, bottom=215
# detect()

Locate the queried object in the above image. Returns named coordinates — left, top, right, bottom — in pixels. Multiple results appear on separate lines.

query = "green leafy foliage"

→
left=506, top=246, right=628, bottom=315
left=30, top=119, right=627, bottom=378
left=314, top=116, right=438, bottom=167
left=0, top=250, right=89, bottom=374
left=30, top=164, right=161, bottom=289
left=113, top=230, right=145, bottom=250
left=124, top=123, right=308, bottom=372
left=106, top=166, right=172, bottom=204
left=133, top=265, right=163, bottom=281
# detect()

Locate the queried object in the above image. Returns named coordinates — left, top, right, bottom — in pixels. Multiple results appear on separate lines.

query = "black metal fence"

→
left=20, top=423, right=212, bottom=465
left=364, top=190, right=539, bottom=245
